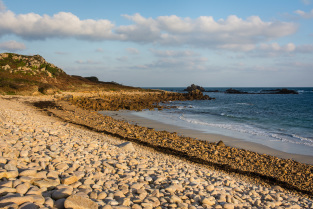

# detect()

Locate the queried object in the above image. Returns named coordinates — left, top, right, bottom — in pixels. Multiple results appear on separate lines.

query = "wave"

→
left=178, top=115, right=313, bottom=147
left=297, top=90, right=313, bottom=94
left=236, top=103, right=254, bottom=106
left=176, top=105, right=194, bottom=110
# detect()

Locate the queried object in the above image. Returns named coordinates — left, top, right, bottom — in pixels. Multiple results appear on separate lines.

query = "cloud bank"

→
left=0, top=40, right=26, bottom=51
left=0, top=8, right=297, bottom=51
left=118, top=14, right=297, bottom=51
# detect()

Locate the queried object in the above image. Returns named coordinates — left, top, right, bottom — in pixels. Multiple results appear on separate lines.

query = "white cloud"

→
left=0, top=11, right=120, bottom=40
left=0, top=40, right=26, bottom=51
left=116, top=56, right=129, bottom=62
left=126, top=48, right=139, bottom=54
left=295, top=44, right=313, bottom=53
left=75, top=60, right=102, bottom=64
left=137, top=49, right=208, bottom=72
left=294, top=9, right=313, bottom=18
left=117, top=14, right=297, bottom=50
left=301, top=0, right=311, bottom=5
left=246, top=42, right=313, bottom=58
left=259, top=42, right=296, bottom=52
left=0, top=10, right=297, bottom=51
left=150, top=49, right=196, bottom=57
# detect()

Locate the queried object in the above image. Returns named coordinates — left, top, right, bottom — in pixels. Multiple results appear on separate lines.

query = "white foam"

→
left=179, top=115, right=313, bottom=147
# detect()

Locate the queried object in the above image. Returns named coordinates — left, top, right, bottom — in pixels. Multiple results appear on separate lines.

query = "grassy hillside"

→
left=0, top=53, right=141, bottom=95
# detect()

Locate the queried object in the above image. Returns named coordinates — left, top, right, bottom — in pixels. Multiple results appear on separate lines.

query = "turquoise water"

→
left=135, top=87, right=313, bottom=156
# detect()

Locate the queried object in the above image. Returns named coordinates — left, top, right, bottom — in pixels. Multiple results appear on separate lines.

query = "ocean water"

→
left=134, top=87, right=313, bottom=156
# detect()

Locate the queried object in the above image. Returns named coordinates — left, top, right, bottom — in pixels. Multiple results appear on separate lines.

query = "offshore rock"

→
left=184, top=84, right=205, bottom=92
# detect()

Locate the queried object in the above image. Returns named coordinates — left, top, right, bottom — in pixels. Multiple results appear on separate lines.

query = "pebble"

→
left=0, top=97, right=311, bottom=209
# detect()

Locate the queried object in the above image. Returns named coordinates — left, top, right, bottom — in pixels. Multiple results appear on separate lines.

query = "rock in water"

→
left=184, top=84, right=205, bottom=92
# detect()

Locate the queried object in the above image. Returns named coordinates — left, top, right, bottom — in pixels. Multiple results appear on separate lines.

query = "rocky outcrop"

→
left=225, top=88, right=248, bottom=94
left=260, top=88, right=298, bottom=94
left=84, top=76, right=99, bottom=83
left=64, top=91, right=214, bottom=111
left=0, top=53, right=64, bottom=77
left=184, top=84, right=205, bottom=92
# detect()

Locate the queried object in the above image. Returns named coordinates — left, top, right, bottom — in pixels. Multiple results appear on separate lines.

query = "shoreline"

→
left=25, top=97, right=313, bottom=196
left=1, top=96, right=312, bottom=208
left=100, top=110, right=313, bottom=165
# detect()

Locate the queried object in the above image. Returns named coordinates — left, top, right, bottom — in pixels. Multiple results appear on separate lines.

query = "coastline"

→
left=1, top=96, right=312, bottom=208
left=101, top=110, right=313, bottom=165
left=24, top=96, right=313, bottom=196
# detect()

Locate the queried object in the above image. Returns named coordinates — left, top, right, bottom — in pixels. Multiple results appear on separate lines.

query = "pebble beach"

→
left=0, top=96, right=312, bottom=209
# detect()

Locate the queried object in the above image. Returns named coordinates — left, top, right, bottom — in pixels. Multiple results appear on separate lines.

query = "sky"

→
left=0, top=0, right=313, bottom=87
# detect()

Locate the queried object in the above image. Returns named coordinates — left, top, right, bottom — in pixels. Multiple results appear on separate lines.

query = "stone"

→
left=97, top=192, right=107, bottom=200
left=170, top=195, right=182, bottom=203
left=0, top=180, right=13, bottom=188
left=202, top=198, right=215, bottom=206
left=216, top=140, right=225, bottom=147
left=0, top=187, right=16, bottom=196
left=19, top=202, right=39, bottom=209
left=0, top=157, right=7, bottom=164
left=29, top=195, right=45, bottom=205
left=44, top=197, right=54, bottom=208
left=19, top=169, right=37, bottom=177
left=0, top=202, right=18, bottom=209
left=33, top=178, right=60, bottom=189
left=19, top=150, right=29, bottom=158
left=4, top=164, right=17, bottom=171
left=55, top=163, right=69, bottom=171
left=52, top=187, right=73, bottom=200
left=61, top=176, right=78, bottom=185
left=117, top=142, right=135, bottom=152
left=64, top=195, right=98, bottom=209
left=0, top=196, right=33, bottom=205
left=54, top=198, right=66, bottom=209
left=16, top=183, right=30, bottom=194
left=223, top=203, right=235, bottom=209
left=206, top=185, right=214, bottom=192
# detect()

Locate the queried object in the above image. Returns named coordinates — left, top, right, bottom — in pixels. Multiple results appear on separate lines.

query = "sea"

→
left=133, top=87, right=313, bottom=156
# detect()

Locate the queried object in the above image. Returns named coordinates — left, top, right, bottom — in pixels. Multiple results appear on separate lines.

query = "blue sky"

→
left=0, top=0, right=313, bottom=87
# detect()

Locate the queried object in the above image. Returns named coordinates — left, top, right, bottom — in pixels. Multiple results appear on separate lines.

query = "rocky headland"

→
left=0, top=53, right=142, bottom=96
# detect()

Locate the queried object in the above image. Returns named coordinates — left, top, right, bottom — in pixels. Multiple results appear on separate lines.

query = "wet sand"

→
left=101, top=110, right=313, bottom=165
